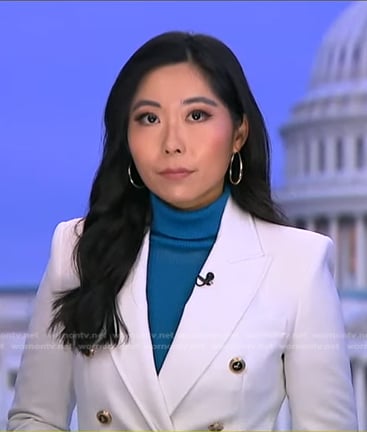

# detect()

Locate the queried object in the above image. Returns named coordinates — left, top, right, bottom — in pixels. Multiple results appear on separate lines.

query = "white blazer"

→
left=8, top=198, right=358, bottom=431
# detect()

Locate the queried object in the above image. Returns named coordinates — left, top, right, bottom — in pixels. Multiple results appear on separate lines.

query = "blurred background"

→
left=1, top=1, right=367, bottom=430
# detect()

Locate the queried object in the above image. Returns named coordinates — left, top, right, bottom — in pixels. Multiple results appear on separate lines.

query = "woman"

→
left=8, top=31, right=357, bottom=431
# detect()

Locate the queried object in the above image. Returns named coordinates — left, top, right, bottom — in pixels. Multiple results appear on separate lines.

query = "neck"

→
left=150, top=186, right=230, bottom=241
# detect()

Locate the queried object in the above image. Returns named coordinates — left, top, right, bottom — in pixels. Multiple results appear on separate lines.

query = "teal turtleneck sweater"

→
left=147, top=187, right=230, bottom=373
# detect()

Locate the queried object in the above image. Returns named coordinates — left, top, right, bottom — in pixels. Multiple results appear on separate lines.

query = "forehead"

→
left=133, top=62, right=216, bottom=101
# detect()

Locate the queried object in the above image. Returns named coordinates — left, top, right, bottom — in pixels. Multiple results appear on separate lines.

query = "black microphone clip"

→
left=196, top=272, right=215, bottom=287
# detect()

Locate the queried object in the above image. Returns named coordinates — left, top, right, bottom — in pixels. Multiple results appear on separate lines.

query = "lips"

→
left=159, top=168, right=194, bottom=179
left=160, top=168, right=192, bottom=174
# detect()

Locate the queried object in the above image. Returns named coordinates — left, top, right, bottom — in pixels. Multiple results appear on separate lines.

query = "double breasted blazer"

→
left=8, top=198, right=358, bottom=431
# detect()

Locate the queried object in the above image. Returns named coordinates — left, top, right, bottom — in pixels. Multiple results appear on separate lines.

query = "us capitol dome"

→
left=275, top=2, right=367, bottom=429
left=277, top=1, right=367, bottom=291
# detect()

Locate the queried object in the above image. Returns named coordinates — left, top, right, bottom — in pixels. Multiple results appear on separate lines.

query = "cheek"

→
left=127, top=124, right=141, bottom=154
left=127, top=127, right=153, bottom=166
left=129, top=146, right=153, bottom=180
left=197, top=123, right=234, bottom=162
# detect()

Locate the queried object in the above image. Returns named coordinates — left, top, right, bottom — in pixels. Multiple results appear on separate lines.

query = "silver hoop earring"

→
left=229, top=152, right=243, bottom=185
left=128, top=163, right=145, bottom=189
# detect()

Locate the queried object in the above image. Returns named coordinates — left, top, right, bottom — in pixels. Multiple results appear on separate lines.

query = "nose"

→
left=162, top=119, right=185, bottom=155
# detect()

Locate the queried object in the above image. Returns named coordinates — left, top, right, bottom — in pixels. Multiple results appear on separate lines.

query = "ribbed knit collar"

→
left=150, top=187, right=230, bottom=241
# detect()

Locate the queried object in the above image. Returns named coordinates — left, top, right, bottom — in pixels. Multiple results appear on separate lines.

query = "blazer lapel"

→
left=110, top=234, right=174, bottom=431
left=158, top=198, right=272, bottom=415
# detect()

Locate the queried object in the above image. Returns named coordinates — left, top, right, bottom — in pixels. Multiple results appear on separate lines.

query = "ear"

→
left=232, top=115, right=249, bottom=153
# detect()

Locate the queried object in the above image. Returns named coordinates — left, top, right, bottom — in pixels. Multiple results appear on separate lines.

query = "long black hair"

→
left=49, top=31, right=287, bottom=354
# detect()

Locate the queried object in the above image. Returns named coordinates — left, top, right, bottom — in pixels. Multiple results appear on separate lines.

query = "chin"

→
left=156, top=190, right=200, bottom=210
left=150, top=182, right=219, bottom=210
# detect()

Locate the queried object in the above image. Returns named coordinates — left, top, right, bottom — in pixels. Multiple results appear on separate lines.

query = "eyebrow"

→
left=131, top=99, right=161, bottom=112
left=182, top=96, right=218, bottom=107
left=131, top=96, right=218, bottom=112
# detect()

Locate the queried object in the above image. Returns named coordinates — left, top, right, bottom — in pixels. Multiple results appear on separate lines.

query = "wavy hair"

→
left=49, top=31, right=287, bottom=354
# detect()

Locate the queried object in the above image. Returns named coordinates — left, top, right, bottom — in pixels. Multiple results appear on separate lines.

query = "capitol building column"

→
left=310, top=137, right=318, bottom=177
left=356, top=216, right=366, bottom=289
left=345, top=135, right=355, bottom=175
left=329, top=217, right=340, bottom=286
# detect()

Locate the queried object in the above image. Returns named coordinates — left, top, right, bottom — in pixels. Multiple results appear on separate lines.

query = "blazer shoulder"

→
left=253, top=218, right=333, bottom=260
left=47, top=217, right=84, bottom=287
left=252, top=218, right=336, bottom=293
left=54, top=217, right=84, bottom=239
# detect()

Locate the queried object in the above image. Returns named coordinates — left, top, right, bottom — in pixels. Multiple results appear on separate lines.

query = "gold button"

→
left=85, top=348, right=95, bottom=357
left=96, top=410, right=112, bottom=424
left=208, top=421, right=224, bottom=431
left=229, top=356, right=246, bottom=373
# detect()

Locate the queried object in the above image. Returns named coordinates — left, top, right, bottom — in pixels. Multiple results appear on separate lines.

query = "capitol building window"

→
left=318, top=139, right=326, bottom=172
left=351, top=44, right=361, bottom=77
left=356, top=136, right=365, bottom=169
left=335, top=137, right=344, bottom=171
left=303, top=140, right=311, bottom=175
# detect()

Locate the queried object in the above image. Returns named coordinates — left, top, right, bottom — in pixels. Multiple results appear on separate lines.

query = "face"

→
left=127, top=62, right=248, bottom=210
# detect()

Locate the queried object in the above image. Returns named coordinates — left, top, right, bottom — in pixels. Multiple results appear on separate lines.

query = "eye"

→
left=188, top=110, right=211, bottom=122
left=135, top=112, right=160, bottom=125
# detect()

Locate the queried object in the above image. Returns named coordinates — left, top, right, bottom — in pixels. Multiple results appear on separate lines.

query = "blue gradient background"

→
left=0, top=1, right=350, bottom=285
